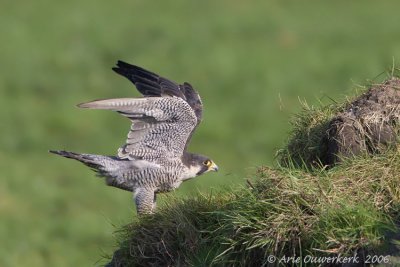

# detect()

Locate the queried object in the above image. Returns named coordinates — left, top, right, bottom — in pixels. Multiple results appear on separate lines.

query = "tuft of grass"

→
left=276, top=100, right=342, bottom=168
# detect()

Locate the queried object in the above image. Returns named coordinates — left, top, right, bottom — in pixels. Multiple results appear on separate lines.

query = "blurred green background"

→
left=1, top=0, right=400, bottom=266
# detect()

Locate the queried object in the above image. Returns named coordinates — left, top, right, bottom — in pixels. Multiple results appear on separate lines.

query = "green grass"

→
left=3, top=0, right=400, bottom=266
left=110, top=84, right=400, bottom=266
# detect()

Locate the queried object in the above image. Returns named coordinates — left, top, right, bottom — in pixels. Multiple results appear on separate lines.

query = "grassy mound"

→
left=107, top=77, right=400, bottom=266
left=278, top=77, right=400, bottom=168
left=108, top=155, right=400, bottom=266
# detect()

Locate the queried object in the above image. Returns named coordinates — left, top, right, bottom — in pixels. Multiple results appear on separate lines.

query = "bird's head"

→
left=183, top=153, right=218, bottom=176
left=198, top=157, right=219, bottom=174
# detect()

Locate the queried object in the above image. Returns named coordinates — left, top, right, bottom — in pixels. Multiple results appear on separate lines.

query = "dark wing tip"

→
left=116, top=60, right=129, bottom=66
left=115, top=60, right=135, bottom=70
left=112, top=66, right=124, bottom=76
left=112, top=60, right=180, bottom=98
left=113, top=61, right=159, bottom=82
left=112, top=60, right=132, bottom=74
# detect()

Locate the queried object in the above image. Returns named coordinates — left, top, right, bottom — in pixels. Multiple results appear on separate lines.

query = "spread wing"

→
left=112, top=61, right=203, bottom=149
left=78, top=97, right=197, bottom=160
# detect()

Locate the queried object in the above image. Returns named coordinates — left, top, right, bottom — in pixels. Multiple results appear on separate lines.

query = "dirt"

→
left=323, top=78, right=400, bottom=165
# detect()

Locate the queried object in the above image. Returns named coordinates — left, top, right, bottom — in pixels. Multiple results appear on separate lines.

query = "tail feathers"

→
left=49, top=150, right=104, bottom=171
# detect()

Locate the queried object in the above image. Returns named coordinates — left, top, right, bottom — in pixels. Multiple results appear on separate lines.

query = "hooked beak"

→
left=210, top=161, right=219, bottom=172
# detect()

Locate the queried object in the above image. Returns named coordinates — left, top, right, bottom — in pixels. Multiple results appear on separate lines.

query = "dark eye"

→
left=203, top=160, right=211, bottom=167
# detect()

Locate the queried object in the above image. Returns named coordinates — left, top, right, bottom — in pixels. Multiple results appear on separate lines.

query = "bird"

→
left=50, top=60, right=218, bottom=215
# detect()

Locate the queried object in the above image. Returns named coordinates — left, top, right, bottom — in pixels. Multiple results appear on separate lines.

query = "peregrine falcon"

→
left=50, top=61, right=218, bottom=214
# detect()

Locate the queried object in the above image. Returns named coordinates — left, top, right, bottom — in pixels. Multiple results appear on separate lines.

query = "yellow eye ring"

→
left=203, top=160, right=212, bottom=167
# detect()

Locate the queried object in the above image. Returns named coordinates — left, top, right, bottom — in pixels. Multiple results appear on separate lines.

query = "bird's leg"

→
left=133, top=187, right=156, bottom=215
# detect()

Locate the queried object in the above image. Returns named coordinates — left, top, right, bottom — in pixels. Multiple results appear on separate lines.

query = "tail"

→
left=50, top=150, right=134, bottom=192
left=49, top=150, right=115, bottom=174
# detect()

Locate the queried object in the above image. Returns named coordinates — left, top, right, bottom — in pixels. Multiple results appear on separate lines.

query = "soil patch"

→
left=324, top=78, right=400, bottom=165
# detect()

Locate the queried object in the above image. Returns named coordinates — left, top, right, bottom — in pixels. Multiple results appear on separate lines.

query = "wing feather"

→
left=112, top=61, right=203, bottom=130
left=78, top=97, right=197, bottom=159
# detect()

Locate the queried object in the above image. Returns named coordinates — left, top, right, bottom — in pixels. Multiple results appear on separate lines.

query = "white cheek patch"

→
left=181, top=165, right=202, bottom=180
